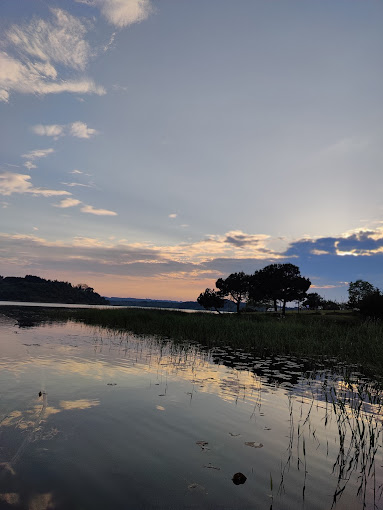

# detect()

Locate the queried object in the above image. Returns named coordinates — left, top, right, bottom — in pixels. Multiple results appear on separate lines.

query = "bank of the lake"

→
left=3, top=305, right=383, bottom=377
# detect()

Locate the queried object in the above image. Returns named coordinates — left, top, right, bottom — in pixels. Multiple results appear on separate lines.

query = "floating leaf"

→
left=245, top=442, right=263, bottom=448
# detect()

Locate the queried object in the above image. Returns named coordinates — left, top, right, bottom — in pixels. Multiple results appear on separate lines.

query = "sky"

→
left=0, top=0, right=382, bottom=301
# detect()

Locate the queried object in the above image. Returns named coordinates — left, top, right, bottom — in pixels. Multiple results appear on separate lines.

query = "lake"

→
left=0, top=311, right=382, bottom=509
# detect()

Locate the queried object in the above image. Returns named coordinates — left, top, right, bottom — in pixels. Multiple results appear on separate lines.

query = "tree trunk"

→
left=273, top=299, right=278, bottom=312
left=236, top=300, right=240, bottom=314
left=282, top=299, right=287, bottom=315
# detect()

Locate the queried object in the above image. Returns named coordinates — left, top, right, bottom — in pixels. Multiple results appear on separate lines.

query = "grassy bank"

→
left=3, top=306, right=382, bottom=375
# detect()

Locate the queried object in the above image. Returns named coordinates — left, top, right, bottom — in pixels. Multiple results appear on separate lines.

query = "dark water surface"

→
left=0, top=314, right=382, bottom=509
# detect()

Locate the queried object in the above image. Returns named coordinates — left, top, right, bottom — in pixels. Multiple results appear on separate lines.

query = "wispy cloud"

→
left=0, top=172, right=70, bottom=197
left=61, top=182, right=94, bottom=188
left=0, top=9, right=105, bottom=102
left=21, top=148, right=55, bottom=160
left=32, top=122, right=98, bottom=139
left=53, top=197, right=117, bottom=216
left=168, top=213, right=177, bottom=219
left=75, top=0, right=153, bottom=28
left=80, top=204, right=118, bottom=216
left=23, top=161, right=37, bottom=170
left=54, top=198, right=82, bottom=208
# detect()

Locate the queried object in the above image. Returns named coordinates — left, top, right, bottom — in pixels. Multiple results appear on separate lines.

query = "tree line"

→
left=197, top=263, right=311, bottom=315
left=0, top=275, right=108, bottom=305
left=197, top=265, right=383, bottom=318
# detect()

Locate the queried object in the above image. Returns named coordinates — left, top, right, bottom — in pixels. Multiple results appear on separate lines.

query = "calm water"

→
left=0, top=314, right=382, bottom=509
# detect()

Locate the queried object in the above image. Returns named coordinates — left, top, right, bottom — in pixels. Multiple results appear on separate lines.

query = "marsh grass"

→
left=3, top=306, right=382, bottom=375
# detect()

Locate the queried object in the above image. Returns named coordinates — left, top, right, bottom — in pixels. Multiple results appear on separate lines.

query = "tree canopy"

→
left=198, top=264, right=311, bottom=315
left=249, top=263, right=311, bottom=315
left=348, top=280, right=376, bottom=308
left=197, top=288, right=225, bottom=313
left=216, top=271, right=249, bottom=314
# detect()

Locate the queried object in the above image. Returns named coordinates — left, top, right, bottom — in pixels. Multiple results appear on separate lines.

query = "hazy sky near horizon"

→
left=1, top=0, right=382, bottom=300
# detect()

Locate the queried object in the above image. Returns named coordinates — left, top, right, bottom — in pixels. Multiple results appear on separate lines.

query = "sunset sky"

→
left=1, top=0, right=382, bottom=301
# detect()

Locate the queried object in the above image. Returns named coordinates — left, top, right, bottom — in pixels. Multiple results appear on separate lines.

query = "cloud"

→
left=54, top=198, right=82, bottom=208
left=168, top=213, right=177, bottom=219
left=70, top=121, right=98, bottom=139
left=76, top=0, right=153, bottom=27
left=0, top=9, right=105, bottom=102
left=31, top=122, right=98, bottom=139
left=23, top=161, right=37, bottom=170
left=61, top=182, right=94, bottom=188
left=21, top=148, right=55, bottom=160
left=6, top=8, right=90, bottom=70
left=32, top=124, right=64, bottom=138
left=70, top=170, right=84, bottom=174
left=80, top=204, right=118, bottom=216
left=0, top=172, right=71, bottom=197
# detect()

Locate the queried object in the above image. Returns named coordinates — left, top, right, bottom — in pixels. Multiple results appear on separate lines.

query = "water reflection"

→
left=0, top=315, right=382, bottom=509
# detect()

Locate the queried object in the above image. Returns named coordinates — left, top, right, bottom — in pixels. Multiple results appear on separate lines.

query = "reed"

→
left=8, top=306, right=382, bottom=375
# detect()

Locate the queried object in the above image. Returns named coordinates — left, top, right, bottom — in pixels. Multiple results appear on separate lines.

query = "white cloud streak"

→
left=21, top=148, right=55, bottom=160
left=80, top=204, right=118, bottom=216
left=0, top=172, right=71, bottom=197
left=54, top=198, right=82, bottom=208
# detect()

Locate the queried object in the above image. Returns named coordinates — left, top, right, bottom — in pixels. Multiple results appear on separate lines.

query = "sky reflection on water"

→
left=0, top=315, right=382, bottom=510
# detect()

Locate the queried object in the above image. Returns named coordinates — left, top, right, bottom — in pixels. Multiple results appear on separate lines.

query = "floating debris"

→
left=232, top=472, right=247, bottom=485
left=196, top=440, right=210, bottom=451
left=107, top=383, right=117, bottom=386
left=204, top=463, right=220, bottom=470
left=158, top=393, right=166, bottom=396
left=245, top=442, right=263, bottom=448
left=187, top=483, right=206, bottom=493
left=229, top=432, right=240, bottom=437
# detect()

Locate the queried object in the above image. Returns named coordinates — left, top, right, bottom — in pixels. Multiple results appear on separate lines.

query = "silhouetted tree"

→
left=321, top=300, right=341, bottom=311
left=358, top=290, right=383, bottom=320
left=216, top=271, right=249, bottom=314
left=303, top=292, right=324, bottom=310
left=249, top=263, right=311, bottom=315
left=197, top=288, right=225, bottom=313
left=348, top=280, right=376, bottom=308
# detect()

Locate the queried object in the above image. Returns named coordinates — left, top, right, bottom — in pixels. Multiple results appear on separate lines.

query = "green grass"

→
left=4, top=306, right=382, bottom=375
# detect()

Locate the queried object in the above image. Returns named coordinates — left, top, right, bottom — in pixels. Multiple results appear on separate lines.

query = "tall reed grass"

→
left=15, top=307, right=382, bottom=375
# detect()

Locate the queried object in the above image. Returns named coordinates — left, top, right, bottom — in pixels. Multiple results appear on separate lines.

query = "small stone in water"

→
left=232, top=472, right=247, bottom=485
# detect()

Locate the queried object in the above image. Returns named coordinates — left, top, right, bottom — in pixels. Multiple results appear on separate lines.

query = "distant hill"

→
left=107, top=296, right=239, bottom=312
left=0, top=275, right=108, bottom=305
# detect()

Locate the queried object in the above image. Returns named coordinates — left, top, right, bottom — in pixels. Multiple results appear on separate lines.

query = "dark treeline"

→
left=0, top=275, right=108, bottom=305
left=198, top=264, right=383, bottom=318
left=198, top=263, right=311, bottom=315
